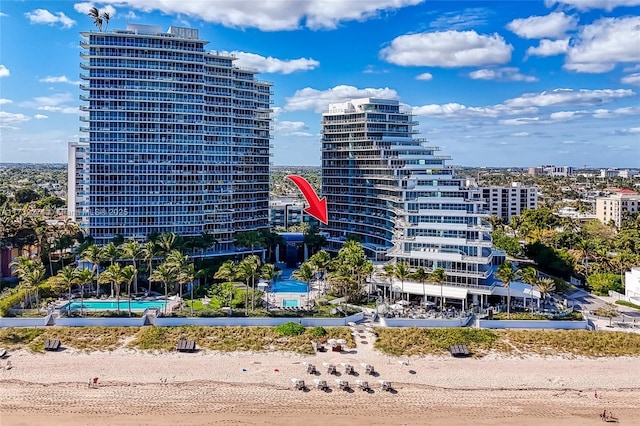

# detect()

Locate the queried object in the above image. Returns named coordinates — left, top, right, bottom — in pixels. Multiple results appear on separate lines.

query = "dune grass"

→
left=0, top=326, right=355, bottom=355
left=373, top=328, right=640, bottom=357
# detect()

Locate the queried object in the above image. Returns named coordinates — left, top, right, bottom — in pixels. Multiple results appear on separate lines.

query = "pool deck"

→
left=265, top=280, right=323, bottom=309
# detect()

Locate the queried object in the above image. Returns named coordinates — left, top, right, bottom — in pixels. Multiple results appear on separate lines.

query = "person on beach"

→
left=88, top=379, right=92, bottom=389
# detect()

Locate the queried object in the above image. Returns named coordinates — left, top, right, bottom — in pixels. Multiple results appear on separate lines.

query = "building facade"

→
left=72, top=24, right=272, bottom=248
left=528, top=165, right=574, bottom=177
left=479, top=182, right=538, bottom=222
left=625, top=267, right=640, bottom=304
left=269, top=198, right=319, bottom=230
left=595, top=191, right=640, bottom=227
left=321, top=98, right=494, bottom=287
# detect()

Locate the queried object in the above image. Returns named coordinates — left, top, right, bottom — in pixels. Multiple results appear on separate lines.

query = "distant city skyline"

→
left=1, top=0, right=639, bottom=167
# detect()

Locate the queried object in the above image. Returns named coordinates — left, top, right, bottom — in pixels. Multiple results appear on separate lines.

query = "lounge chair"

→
left=361, top=363, right=375, bottom=375
left=355, top=380, right=369, bottom=391
left=176, top=339, right=196, bottom=353
left=5, top=360, right=12, bottom=370
left=291, top=378, right=305, bottom=390
left=449, top=344, right=470, bottom=357
left=0, top=349, right=6, bottom=358
left=323, top=362, right=336, bottom=375
left=44, top=339, right=61, bottom=351
left=340, top=363, right=354, bottom=375
left=303, top=362, right=316, bottom=374
left=313, top=378, right=328, bottom=391
left=379, top=380, right=392, bottom=391
left=335, top=379, right=349, bottom=391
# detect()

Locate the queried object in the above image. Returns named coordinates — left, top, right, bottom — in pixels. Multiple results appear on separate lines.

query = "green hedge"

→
left=0, top=289, right=28, bottom=317
left=616, top=300, right=640, bottom=310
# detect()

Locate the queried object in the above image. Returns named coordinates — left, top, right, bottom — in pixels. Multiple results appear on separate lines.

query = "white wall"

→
left=0, top=318, right=47, bottom=327
left=55, top=317, right=144, bottom=327
left=380, top=316, right=473, bottom=328
left=478, top=320, right=588, bottom=330
left=153, top=313, right=364, bottom=327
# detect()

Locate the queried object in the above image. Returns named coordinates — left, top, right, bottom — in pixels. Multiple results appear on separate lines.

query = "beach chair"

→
left=0, top=349, right=7, bottom=358
left=303, top=362, right=316, bottom=374
left=449, top=344, right=470, bottom=357
left=361, top=363, right=375, bottom=375
left=335, top=379, right=349, bottom=391
left=92, top=377, right=99, bottom=388
left=379, top=380, right=392, bottom=392
left=340, top=363, right=354, bottom=375
left=323, top=362, right=336, bottom=375
left=44, top=339, right=61, bottom=351
left=5, top=360, right=11, bottom=370
left=314, top=341, right=325, bottom=352
left=313, top=379, right=328, bottom=391
left=355, top=380, right=369, bottom=391
left=177, top=339, right=196, bottom=353
left=291, top=378, right=305, bottom=390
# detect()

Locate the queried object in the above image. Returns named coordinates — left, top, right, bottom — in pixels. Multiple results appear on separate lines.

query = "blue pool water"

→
left=270, top=279, right=308, bottom=293
left=62, top=300, right=167, bottom=311
left=282, top=299, right=299, bottom=307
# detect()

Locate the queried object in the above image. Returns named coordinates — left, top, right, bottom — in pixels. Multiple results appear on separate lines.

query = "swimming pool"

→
left=269, top=279, right=308, bottom=293
left=62, top=300, right=167, bottom=311
left=282, top=299, right=299, bottom=307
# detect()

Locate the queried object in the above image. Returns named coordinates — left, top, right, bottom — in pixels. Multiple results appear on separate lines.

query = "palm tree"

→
left=88, top=6, right=103, bottom=31
left=142, top=241, right=162, bottom=294
left=75, top=268, right=93, bottom=316
left=55, top=266, right=79, bottom=303
left=518, top=266, right=538, bottom=312
left=177, top=263, right=196, bottom=316
left=150, top=263, right=177, bottom=314
left=381, top=262, right=395, bottom=302
left=120, top=265, right=137, bottom=317
left=80, top=244, right=102, bottom=296
left=309, top=250, right=331, bottom=294
left=292, top=261, right=315, bottom=310
left=120, top=240, right=143, bottom=294
left=235, top=230, right=265, bottom=258
left=411, top=266, right=429, bottom=306
left=214, top=260, right=238, bottom=282
left=100, top=242, right=120, bottom=297
left=157, top=232, right=180, bottom=255
left=536, top=277, right=556, bottom=306
left=238, top=255, right=261, bottom=313
left=101, top=11, right=111, bottom=31
left=394, top=261, right=411, bottom=303
left=430, top=267, right=447, bottom=311
left=496, top=261, right=518, bottom=318
left=12, top=258, right=46, bottom=309
left=99, top=264, right=121, bottom=314
left=166, top=250, right=189, bottom=303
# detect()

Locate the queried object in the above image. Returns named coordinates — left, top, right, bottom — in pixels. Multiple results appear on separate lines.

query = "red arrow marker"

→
left=285, top=175, right=328, bottom=225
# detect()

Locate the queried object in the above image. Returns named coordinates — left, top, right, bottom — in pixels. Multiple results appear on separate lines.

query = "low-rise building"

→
left=270, top=198, right=319, bottom=230
left=595, top=190, right=640, bottom=227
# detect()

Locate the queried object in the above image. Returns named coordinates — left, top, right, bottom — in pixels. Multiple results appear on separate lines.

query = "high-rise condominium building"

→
left=479, top=182, right=538, bottom=222
left=321, top=98, right=494, bottom=287
left=70, top=24, right=272, bottom=248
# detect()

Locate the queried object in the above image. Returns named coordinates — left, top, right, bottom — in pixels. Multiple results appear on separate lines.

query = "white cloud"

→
left=499, top=117, right=542, bottom=125
left=526, top=39, right=569, bottom=57
left=621, top=127, right=640, bottom=134
left=468, top=67, right=537, bottom=82
left=592, top=106, right=640, bottom=118
left=512, top=132, right=530, bottom=137
left=273, top=120, right=313, bottom=137
left=0, top=65, right=9, bottom=78
left=415, top=72, right=433, bottom=81
left=39, top=75, right=80, bottom=85
left=124, top=11, right=138, bottom=20
left=37, top=106, right=80, bottom=114
left=504, top=88, right=635, bottom=108
left=0, top=98, right=12, bottom=105
left=34, top=114, right=49, bottom=120
left=25, top=9, right=76, bottom=29
left=412, top=103, right=501, bottom=118
left=621, top=73, right=640, bottom=87
left=95, top=0, right=424, bottom=31
left=380, top=30, right=512, bottom=67
left=73, top=3, right=116, bottom=17
left=228, top=52, right=319, bottom=74
left=0, top=111, right=30, bottom=127
left=623, top=64, right=640, bottom=72
left=428, top=8, right=492, bottom=30
left=565, top=17, right=640, bottom=73
left=507, top=12, right=577, bottom=39
left=0, top=12, right=8, bottom=17
left=285, top=85, right=399, bottom=112
left=549, top=110, right=587, bottom=121
left=23, top=93, right=74, bottom=108
left=544, top=0, right=640, bottom=11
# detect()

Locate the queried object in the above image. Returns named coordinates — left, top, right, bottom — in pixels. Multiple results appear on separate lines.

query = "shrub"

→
left=616, top=300, right=640, bottom=310
left=587, top=273, right=624, bottom=296
left=308, top=326, right=327, bottom=337
left=0, top=288, right=28, bottom=317
left=274, top=321, right=305, bottom=336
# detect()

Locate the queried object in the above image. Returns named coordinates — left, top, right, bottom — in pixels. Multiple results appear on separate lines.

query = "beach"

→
left=1, top=337, right=640, bottom=426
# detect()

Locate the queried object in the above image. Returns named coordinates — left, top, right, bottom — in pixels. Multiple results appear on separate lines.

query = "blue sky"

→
left=0, top=0, right=639, bottom=168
